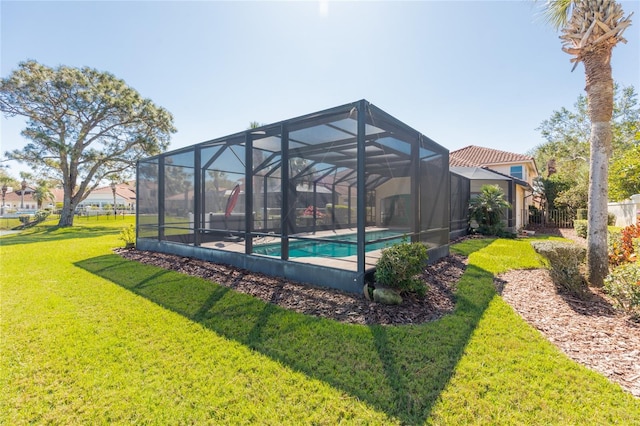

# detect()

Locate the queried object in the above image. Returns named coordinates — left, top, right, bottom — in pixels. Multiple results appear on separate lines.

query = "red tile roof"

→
left=450, top=145, right=534, bottom=167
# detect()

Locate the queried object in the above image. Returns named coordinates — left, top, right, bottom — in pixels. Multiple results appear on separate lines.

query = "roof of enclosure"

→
left=151, top=100, right=448, bottom=189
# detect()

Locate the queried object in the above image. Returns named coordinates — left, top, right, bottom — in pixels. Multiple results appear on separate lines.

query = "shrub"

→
left=468, top=185, right=511, bottom=237
left=374, top=242, right=429, bottom=296
left=576, top=208, right=588, bottom=220
left=607, top=213, right=617, bottom=226
left=604, top=262, right=640, bottom=319
left=531, top=241, right=587, bottom=298
left=574, top=219, right=588, bottom=239
left=118, top=224, right=136, bottom=248
left=609, top=224, right=640, bottom=267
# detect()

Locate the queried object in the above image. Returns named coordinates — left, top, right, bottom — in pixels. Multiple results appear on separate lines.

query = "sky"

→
left=1, top=0, right=639, bottom=179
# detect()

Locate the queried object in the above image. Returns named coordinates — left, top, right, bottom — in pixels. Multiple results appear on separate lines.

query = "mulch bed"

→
left=116, top=248, right=466, bottom=326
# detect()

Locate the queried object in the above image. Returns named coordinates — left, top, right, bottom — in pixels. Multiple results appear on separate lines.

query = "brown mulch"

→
left=116, top=228, right=639, bottom=397
left=116, top=249, right=466, bottom=326
left=497, top=227, right=639, bottom=397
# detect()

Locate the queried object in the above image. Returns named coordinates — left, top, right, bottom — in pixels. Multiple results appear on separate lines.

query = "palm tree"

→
left=542, top=0, right=632, bottom=286
left=469, top=185, right=512, bottom=236
left=32, top=180, right=55, bottom=209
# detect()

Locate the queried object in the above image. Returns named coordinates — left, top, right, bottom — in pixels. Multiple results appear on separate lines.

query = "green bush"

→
left=531, top=241, right=587, bottom=298
left=604, top=262, right=640, bottom=319
left=607, top=213, right=617, bottom=226
left=118, top=224, right=136, bottom=248
left=574, top=220, right=588, bottom=238
left=468, top=185, right=511, bottom=237
left=576, top=208, right=588, bottom=220
left=374, top=242, right=429, bottom=296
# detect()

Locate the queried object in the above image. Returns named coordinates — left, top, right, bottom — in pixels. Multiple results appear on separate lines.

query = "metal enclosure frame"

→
left=136, top=100, right=450, bottom=293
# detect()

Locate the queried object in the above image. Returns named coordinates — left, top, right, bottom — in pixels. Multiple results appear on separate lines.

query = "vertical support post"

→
left=245, top=134, right=253, bottom=254
left=158, top=156, right=165, bottom=241
left=312, top=181, right=318, bottom=234
left=263, top=177, right=268, bottom=230
left=411, top=136, right=420, bottom=242
left=356, top=100, right=367, bottom=285
left=194, top=147, right=202, bottom=246
left=348, top=185, right=352, bottom=227
left=281, top=124, right=290, bottom=260
left=331, top=183, right=336, bottom=231
left=135, top=161, right=140, bottom=242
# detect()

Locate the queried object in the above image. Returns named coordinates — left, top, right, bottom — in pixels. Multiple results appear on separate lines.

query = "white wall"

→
left=608, top=194, right=640, bottom=227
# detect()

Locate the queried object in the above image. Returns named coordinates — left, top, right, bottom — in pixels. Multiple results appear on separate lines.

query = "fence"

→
left=527, top=209, right=574, bottom=228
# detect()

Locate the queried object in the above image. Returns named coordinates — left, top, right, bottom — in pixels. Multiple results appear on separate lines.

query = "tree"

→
left=32, top=180, right=55, bottom=209
left=542, top=0, right=632, bottom=286
left=609, top=144, right=640, bottom=201
left=0, top=60, right=176, bottom=227
left=469, top=184, right=512, bottom=236
left=532, top=85, right=639, bottom=216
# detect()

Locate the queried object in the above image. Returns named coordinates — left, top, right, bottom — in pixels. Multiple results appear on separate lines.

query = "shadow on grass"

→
left=0, top=225, right=118, bottom=246
left=76, top=241, right=496, bottom=424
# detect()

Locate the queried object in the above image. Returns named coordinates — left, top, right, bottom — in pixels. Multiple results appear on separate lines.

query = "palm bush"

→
left=469, top=185, right=511, bottom=236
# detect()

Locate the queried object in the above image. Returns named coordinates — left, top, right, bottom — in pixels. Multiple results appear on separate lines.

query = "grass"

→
left=1, top=222, right=639, bottom=424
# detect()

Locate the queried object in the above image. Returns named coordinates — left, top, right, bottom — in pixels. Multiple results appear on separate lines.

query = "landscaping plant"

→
left=574, top=219, right=588, bottom=239
left=118, top=224, right=136, bottom=248
left=374, top=241, right=429, bottom=296
left=604, top=262, right=640, bottom=320
left=608, top=224, right=640, bottom=266
left=531, top=241, right=588, bottom=297
left=468, top=184, right=511, bottom=236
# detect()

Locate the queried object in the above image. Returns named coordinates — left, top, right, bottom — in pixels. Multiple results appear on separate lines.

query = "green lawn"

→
left=1, top=221, right=638, bottom=425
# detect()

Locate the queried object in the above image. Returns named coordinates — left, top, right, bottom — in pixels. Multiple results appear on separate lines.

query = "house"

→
left=76, top=182, right=136, bottom=212
left=449, top=145, right=540, bottom=232
left=1, top=182, right=135, bottom=215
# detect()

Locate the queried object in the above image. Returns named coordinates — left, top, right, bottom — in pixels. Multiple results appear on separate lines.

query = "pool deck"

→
left=200, top=227, right=395, bottom=272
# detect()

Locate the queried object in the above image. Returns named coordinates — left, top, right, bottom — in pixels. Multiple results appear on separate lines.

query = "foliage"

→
left=608, top=212, right=617, bottom=226
left=0, top=60, right=176, bottom=227
left=2, top=225, right=639, bottom=424
left=609, top=224, right=640, bottom=266
left=532, top=85, right=639, bottom=211
left=576, top=208, right=588, bottom=220
left=531, top=241, right=587, bottom=298
left=32, top=180, right=55, bottom=209
left=574, top=220, right=588, bottom=238
left=469, top=185, right=511, bottom=236
left=374, top=241, right=429, bottom=296
left=608, top=144, right=640, bottom=201
left=118, top=224, right=136, bottom=247
left=604, top=262, right=640, bottom=319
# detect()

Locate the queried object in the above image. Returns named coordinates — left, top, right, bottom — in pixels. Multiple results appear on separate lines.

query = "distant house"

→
left=76, top=182, right=136, bottom=211
left=1, top=182, right=136, bottom=214
left=449, top=145, right=540, bottom=231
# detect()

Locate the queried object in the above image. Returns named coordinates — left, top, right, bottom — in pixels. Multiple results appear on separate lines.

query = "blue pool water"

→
left=252, top=230, right=406, bottom=258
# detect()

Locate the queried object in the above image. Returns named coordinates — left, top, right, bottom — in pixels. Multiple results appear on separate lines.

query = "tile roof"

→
left=450, top=145, right=534, bottom=167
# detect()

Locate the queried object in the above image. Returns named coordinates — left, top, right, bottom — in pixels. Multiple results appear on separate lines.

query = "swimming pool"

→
left=252, top=230, right=406, bottom=258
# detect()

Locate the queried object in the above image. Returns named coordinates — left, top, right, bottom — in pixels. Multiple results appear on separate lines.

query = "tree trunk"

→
left=583, top=44, right=614, bottom=287
left=58, top=189, right=76, bottom=227
left=587, top=122, right=610, bottom=286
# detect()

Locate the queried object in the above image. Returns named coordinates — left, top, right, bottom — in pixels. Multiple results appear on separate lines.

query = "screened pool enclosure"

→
left=137, top=100, right=450, bottom=293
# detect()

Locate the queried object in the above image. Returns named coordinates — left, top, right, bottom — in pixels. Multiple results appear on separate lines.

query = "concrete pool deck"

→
left=200, top=227, right=406, bottom=272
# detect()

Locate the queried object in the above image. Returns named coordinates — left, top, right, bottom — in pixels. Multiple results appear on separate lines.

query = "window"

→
left=510, top=165, right=523, bottom=180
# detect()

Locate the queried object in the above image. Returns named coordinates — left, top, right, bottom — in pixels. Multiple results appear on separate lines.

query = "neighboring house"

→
left=1, top=186, right=38, bottom=211
left=77, top=182, right=136, bottom=211
left=449, top=145, right=540, bottom=231
left=1, top=183, right=136, bottom=214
